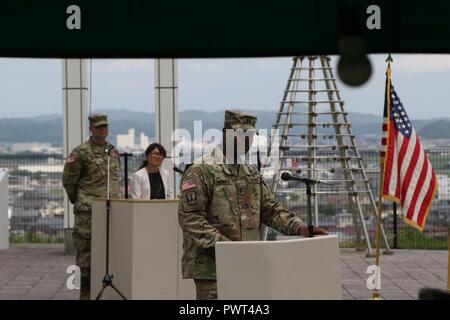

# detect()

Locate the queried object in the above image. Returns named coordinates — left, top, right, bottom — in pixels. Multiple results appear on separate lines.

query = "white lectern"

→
left=0, top=169, right=8, bottom=250
left=216, top=235, right=342, bottom=300
left=90, top=199, right=195, bottom=300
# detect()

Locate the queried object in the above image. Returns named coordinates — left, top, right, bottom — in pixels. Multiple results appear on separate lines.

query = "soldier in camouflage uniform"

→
left=62, top=114, right=121, bottom=300
left=178, top=110, right=328, bottom=300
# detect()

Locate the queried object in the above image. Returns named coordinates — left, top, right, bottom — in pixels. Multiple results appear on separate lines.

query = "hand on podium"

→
left=298, top=224, right=329, bottom=236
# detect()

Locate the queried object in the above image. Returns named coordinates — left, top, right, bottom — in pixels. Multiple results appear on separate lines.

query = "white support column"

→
left=62, top=59, right=89, bottom=253
left=0, top=169, right=8, bottom=250
left=155, top=59, right=178, bottom=197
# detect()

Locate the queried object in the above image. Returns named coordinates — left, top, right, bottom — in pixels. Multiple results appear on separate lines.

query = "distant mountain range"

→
left=0, top=109, right=449, bottom=145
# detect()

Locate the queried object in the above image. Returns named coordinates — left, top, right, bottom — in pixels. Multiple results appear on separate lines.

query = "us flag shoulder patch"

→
left=66, top=156, right=76, bottom=164
left=181, top=180, right=197, bottom=191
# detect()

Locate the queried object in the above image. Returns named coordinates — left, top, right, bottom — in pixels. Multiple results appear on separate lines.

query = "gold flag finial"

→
left=385, top=53, right=393, bottom=63
left=386, top=53, right=392, bottom=79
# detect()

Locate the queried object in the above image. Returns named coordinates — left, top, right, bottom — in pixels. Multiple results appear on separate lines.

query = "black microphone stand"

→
left=95, top=146, right=127, bottom=300
left=120, top=152, right=133, bottom=199
left=282, top=173, right=333, bottom=238
left=303, top=178, right=317, bottom=238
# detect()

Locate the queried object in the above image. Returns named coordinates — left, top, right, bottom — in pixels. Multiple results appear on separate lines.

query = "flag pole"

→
left=448, top=224, right=450, bottom=291
left=372, top=55, right=393, bottom=300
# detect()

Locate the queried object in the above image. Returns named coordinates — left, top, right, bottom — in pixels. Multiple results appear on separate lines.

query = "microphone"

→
left=280, top=172, right=333, bottom=186
left=173, top=166, right=184, bottom=175
left=280, top=172, right=302, bottom=182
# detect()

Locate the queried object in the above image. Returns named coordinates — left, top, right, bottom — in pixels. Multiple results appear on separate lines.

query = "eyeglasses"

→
left=150, top=152, right=165, bottom=159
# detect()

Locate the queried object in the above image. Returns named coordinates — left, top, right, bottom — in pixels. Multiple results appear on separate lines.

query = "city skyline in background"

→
left=1, top=55, right=449, bottom=251
left=0, top=55, right=449, bottom=120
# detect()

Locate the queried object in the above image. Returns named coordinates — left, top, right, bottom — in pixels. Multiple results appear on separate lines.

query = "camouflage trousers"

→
left=72, top=210, right=92, bottom=300
left=194, top=279, right=217, bottom=300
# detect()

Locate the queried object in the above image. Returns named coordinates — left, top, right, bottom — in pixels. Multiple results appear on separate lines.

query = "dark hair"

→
left=139, top=143, right=167, bottom=169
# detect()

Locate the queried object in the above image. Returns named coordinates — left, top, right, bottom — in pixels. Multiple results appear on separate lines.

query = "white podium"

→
left=216, top=235, right=342, bottom=300
left=0, top=169, right=8, bottom=250
left=90, top=199, right=195, bottom=300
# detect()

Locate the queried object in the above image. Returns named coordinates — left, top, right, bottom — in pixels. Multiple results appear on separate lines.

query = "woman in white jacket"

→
left=130, top=143, right=174, bottom=200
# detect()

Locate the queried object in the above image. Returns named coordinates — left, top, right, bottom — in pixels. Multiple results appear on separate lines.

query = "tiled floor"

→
left=340, top=249, right=448, bottom=299
left=0, top=245, right=78, bottom=300
left=0, top=245, right=448, bottom=300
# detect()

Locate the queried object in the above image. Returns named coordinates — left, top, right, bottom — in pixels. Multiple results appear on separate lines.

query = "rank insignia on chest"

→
left=186, top=191, right=197, bottom=206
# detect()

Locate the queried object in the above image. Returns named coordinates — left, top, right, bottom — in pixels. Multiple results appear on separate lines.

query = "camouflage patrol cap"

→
left=224, top=110, right=257, bottom=130
left=88, top=113, right=109, bottom=127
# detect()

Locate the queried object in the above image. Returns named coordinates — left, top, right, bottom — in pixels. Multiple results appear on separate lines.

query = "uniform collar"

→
left=209, top=146, right=233, bottom=176
left=211, top=145, right=227, bottom=163
left=89, top=139, right=112, bottom=156
left=241, top=165, right=251, bottom=176
left=89, top=138, right=107, bottom=148
left=212, top=146, right=251, bottom=176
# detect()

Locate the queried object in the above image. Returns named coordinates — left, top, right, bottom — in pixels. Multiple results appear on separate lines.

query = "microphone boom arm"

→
left=280, top=172, right=334, bottom=237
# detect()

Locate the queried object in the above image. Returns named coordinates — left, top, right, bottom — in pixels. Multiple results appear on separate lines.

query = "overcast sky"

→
left=0, top=54, right=449, bottom=119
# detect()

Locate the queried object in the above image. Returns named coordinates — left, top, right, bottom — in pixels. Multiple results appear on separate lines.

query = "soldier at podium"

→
left=178, top=110, right=328, bottom=300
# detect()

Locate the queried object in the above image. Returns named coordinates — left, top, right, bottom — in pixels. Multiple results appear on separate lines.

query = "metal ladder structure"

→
left=262, top=56, right=391, bottom=256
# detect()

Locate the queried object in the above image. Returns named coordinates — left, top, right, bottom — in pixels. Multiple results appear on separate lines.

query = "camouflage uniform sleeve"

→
left=111, top=145, right=123, bottom=198
left=112, top=146, right=121, bottom=170
left=260, top=179, right=305, bottom=235
left=62, top=150, right=82, bottom=204
left=178, top=166, right=230, bottom=249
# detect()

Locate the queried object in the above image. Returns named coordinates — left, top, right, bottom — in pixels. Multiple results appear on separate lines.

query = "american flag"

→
left=381, top=77, right=438, bottom=231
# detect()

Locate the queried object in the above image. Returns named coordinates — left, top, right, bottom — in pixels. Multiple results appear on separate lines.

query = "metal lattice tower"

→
left=263, top=56, right=391, bottom=256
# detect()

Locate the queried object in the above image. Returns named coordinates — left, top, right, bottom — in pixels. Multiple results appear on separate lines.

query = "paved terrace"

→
left=0, top=245, right=448, bottom=300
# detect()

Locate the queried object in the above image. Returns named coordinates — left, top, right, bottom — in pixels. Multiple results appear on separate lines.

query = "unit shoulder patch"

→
left=186, top=191, right=198, bottom=206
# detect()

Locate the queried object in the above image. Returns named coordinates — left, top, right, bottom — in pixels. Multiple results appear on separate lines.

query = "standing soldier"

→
left=178, top=110, right=328, bottom=300
left=63, top=113, right=121, bottom=300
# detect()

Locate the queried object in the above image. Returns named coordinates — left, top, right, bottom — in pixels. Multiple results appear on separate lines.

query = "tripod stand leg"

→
left=95, top=284, right=107, bottom=300
left=95, top=283, right=127, bottom=300
left=110, top=282, right=128, bottom=300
